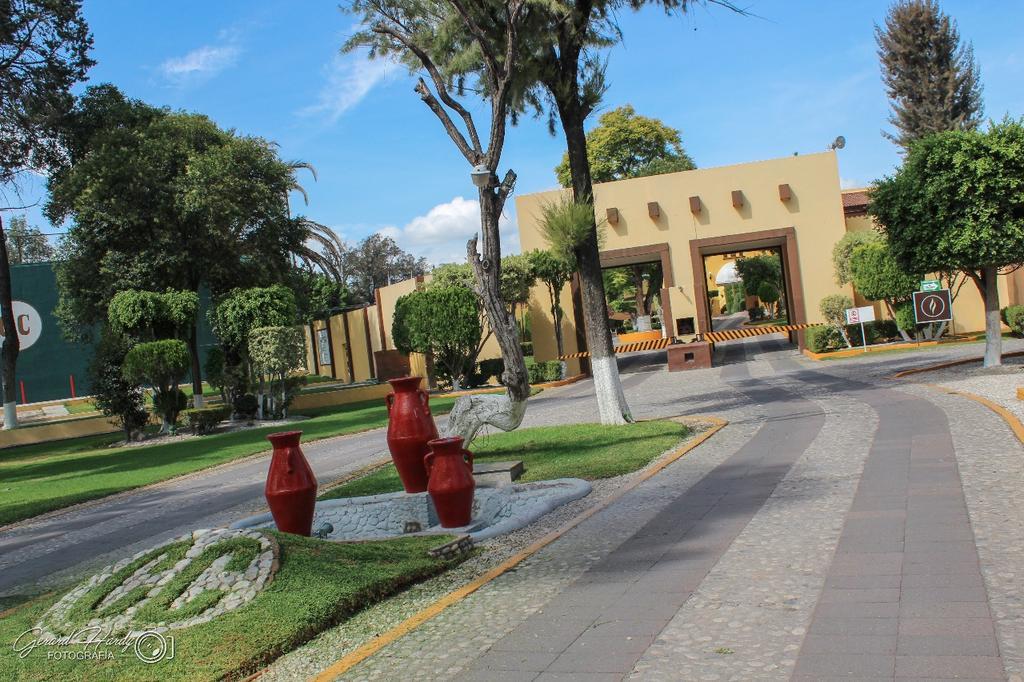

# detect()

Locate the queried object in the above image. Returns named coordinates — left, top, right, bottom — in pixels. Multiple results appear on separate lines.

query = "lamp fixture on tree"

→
left=470, top=164, right=494, bottom=189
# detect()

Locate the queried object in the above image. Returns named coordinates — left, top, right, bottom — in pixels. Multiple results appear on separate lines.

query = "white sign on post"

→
left=844, top=306, right=876, bottom=325
left=844, top=306, right=875, bottom=352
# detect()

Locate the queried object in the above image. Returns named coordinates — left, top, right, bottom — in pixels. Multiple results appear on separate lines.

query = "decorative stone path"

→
left=454, top=345, right=825, bottom=680
left=792, top=369, right=1002, bottom=679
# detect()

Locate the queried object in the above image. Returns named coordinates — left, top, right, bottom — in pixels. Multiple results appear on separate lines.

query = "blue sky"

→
left=9, top=0, right=1024, bottom=264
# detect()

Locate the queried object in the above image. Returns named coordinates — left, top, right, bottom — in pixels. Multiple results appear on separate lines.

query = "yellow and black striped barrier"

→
left=704, top=323, right=820, bottom=344
left=559, top=336, right=673, bottom=360
left=558, top=323, right=823, bottom=359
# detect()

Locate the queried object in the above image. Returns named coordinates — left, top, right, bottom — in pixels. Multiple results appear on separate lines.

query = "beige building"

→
left=308, top=151, right=1024, bottom=384
left=516, top=151, right=1024, bottom=372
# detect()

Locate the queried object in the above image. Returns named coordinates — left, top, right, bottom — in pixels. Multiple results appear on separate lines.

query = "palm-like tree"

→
left=284, top=160, right=348, bottom=284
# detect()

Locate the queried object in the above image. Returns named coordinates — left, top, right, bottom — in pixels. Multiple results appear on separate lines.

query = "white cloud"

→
left=840, top=177, right=864, bottom=190
left=379, top=196, right=520, bottom=266
left=299, top=51, right=391, bottom=124
left=160, top=30, right=241, bottom=85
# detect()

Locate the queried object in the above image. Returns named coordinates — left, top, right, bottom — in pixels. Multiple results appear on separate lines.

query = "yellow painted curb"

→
left=891, top=350, right=1024, bottom=379
left=1017, top=387, right=1024, bottom=402
left=924, top=383, right=1024, bottom=446
left=311, top=416, right=728, bottom=681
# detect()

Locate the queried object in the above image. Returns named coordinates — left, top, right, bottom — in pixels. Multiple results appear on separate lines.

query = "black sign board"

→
left=913, top=289, right=953, bottom=324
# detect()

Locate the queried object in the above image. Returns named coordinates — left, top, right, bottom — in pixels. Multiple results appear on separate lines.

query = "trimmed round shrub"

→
left=182, top=406, right=232, bottom=435
left=1002, top=305, right=1024, bottom=336
left=806, top=326, right=845, bottom=353
left=894, top=301, right=917, bottom=332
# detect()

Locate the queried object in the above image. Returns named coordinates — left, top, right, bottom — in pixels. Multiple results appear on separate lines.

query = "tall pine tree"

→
left=876, top=0, right=983, bottom=152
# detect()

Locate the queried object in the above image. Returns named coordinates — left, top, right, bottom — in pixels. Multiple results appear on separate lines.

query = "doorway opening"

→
left=702, top=247, right=789, bottom=332
left=688, top=227, right=807, bottom=347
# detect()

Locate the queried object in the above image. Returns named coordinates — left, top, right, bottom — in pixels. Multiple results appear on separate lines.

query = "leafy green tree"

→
left=48, top=86, right=307, bottom=408
left=511, top=0, right=741, bottom=425
left=209, top=285, right=298, bottom=356
left=88, top=331, right=149, bottom=441
left=849, top=239, right=921, bottom=341
left=107, top=289, right=198, bottom=341
left=876, top=0, right=983, bottom=152
left=820, top=294, right=855, bottom=348
left=249, top=326, right=306, bottom=418
left=536, top=198, right=603, bottom=265
left=736, top=254, right=783, bottom=315
left=295, top=272, right=349, bottom=322
left=1, top=0, right=92, bottom=429
left=528, top=249, right=574, bottom=362
left=554, top=105, right=695, bottom=186
left=122, top=339, right=191, bottom=432
left=344, top=233, right=428, bottom=304
left=832, top=231, right=882, bottom=285
left=4, top=216, right=55, bottom=264
left=870, top=120, right=1024, bottom=365
left=756, top=282, right=780, bottom=319
left=393, top=287, right=482, bottom=391
left=209, top=285, right=298, bottom=406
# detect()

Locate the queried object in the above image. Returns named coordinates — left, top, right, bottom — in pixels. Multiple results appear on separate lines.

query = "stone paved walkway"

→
left=324, top=336, right=1024, bottom=681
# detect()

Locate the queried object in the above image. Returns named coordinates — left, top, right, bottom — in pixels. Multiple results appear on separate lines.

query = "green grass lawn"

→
left=0, top=397, right=457, bottom=527
left=0, top=532, right=461, bottom=681
left=321, top=420, right=691, bottom=500
left=63, top=400, right=98, bottom=415
left=745, top=316, right=789, bottom=327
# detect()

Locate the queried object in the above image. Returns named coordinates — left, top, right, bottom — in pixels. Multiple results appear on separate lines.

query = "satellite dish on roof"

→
left=830, top=135, right=846, bottom=150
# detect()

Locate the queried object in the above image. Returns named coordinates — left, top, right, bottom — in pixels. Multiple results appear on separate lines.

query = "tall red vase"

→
left=425, top=436, right=475, bottom=528
left=386, top=376, right=439, bottom=493
left=264, top=431, right=317, bottom=536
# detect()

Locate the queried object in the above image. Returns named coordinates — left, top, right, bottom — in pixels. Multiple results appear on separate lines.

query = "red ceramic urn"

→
left=264, top=431, right=317, bottom=536
left=425, top=436, right=475, bottom=528
left=386, top=376, right=439, bottom=493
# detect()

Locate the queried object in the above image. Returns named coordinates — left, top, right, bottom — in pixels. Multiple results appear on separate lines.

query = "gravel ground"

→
left=258, top=420, right=718, bottom=681
left=907, top=354, right=1024, bottom=424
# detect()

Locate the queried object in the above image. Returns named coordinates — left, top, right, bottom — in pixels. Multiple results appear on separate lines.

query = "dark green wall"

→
left=8, top=263, right=217, bottom=404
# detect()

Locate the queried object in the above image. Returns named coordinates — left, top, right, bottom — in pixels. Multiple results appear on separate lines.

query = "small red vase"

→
left=264, top=431, right=317, bottom=536
left=386, top=376, right=439, bottom=493
left=425, top=436, right=475, bottom=528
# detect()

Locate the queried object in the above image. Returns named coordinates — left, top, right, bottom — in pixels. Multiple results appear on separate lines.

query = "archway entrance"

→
left=689, top=227, right=807, bottom=347
left=597, top=243, right=675, bottom=373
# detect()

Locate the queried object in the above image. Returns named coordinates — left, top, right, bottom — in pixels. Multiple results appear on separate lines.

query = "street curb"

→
left=437, top=373, right=585, bottom=399
left=923, top=383, right=1024, bottom=446
left=309, top=415, right=728, bottom=681
left=889, top=350, right=1024, bottom=379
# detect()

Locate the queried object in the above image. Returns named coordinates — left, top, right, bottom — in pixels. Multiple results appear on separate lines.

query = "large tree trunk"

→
left=447, top=177, right=531, bottom=445
left=0, top=216, right=20, bottom=429
left=188, top=324, right=204, bottom=409
left=975, top=266, right=1002, bottom=368
left=556, top=98, right=632, bottom=425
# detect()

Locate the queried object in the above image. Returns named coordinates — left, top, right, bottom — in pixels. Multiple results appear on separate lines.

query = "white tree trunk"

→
left=445, top=390, right=527, bottom=446
left=3, top=401, right=16, bottom=430
left=982, top=265, right=1002, bottom=368
left=193, top=393, right=204, bottom=409
left=592, top=355, right=630, bottom=425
